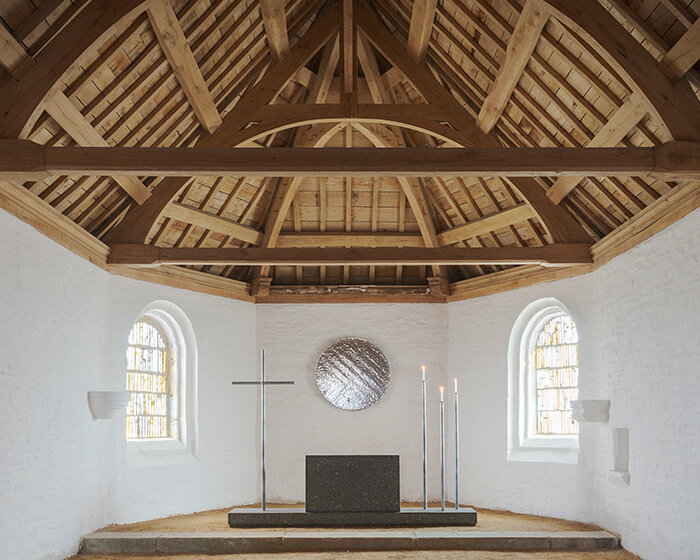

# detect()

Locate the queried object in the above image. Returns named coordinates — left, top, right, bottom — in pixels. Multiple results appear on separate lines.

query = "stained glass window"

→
left=126, top=320, right=170, bottom=439
left=534, top=314, right=579, bottom=435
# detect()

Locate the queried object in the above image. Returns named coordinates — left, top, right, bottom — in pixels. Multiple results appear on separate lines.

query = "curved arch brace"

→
left=0, top=0, right=148, bottom=139
left=541, top=0, right=700, bottom=141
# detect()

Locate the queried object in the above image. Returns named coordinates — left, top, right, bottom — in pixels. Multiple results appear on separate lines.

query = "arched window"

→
left=534, top=315, right=579, bottom=436
left=125, top=301, right=198, bottom=465
left=126, top=319, right=176, bottom=440
left=508, top=298, right=579, bottom=463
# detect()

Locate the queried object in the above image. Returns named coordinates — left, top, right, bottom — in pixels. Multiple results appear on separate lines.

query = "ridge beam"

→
left=108, top=244, right=593, bottom=267
left=260, top=0, right=290, bottom=61
left=476, top=0, right=549, bottom=134
left=407, top=0, right=438, bottom=62
left=147, top=0, right=222, bottom=133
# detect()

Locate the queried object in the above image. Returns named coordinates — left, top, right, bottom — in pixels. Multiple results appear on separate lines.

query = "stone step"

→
left=80, top=530, right=620, bottom=554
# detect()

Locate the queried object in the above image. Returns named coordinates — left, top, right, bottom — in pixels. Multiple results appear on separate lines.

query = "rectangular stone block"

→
left=305, top=455, right=400, bottom=513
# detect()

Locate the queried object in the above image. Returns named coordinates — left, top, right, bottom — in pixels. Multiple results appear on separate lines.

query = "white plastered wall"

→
left=0, top=209, right=258, bottom=560
left=1, top=205, right=699, bottom=560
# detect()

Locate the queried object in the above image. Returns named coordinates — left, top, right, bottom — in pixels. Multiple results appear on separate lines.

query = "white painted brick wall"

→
left=2, top=205, right=699, bottom=560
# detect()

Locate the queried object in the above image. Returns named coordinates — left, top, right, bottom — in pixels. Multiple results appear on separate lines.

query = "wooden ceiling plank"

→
left=407, top=0, right=438, bottom=63
left=108, top=244, right=593, bottom=267
left=546, top=93, right=648, bottom=204
left=475, top=0, right=549, bottom=134
left=43, top=92, right=151, bottom=204
left=259, top=0, right=290, bottom=61
left=276, top=232, right=424, bottom=247
left=147, top=0, right=222, bottom=133
left=661, top=19, right=700, bottom=82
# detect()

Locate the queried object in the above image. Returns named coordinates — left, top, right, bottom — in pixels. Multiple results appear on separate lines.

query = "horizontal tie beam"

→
left=0, top=140, right=697, bottom=180
left=108, top=244, right=593, bottom=267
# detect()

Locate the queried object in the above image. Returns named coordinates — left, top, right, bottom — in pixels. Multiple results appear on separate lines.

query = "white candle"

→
left=422, top=365, right=426, bottom=381
left=440, top=386, right=444, bottom=402
left=454, top=378, right=458, bottom=393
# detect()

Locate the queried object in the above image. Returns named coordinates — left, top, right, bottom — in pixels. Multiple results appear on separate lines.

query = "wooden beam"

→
left=162, top=202, right=264, bottom=245
left=260, top=0, right=290, bottom=61
left=5, top=141, right=697, bottom=180
left=658, top=0, right=696, bottom=29
left=407, top=0, right=438, bottom=62
left=147, top=0, right=222, bottom=133
left=0, top=20, right=33, bottom=80
left=342, top=0, right=355, bottom=93
left=661, top=19, right=700, bottom=82
left=546, top=93, right=648, bottom=204
left=108, top=244, right=593, bottom=267
left=276, top=232, right=424, bottom=247
left=43, top=92, right=151, bottom=204
left=475, top=0, right=548, bottom=134
left=437, top=204, right=535, bottom=245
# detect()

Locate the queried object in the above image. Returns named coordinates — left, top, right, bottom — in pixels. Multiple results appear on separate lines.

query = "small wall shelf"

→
left=87, top=391, right=130, bottom=420
left=571, top=400, right=610, bottom=423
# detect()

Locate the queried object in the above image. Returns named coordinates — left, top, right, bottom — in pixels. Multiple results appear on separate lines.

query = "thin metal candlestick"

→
left=440, top=386, right=445, bottom=511
left=422, top=366, right=427, bottom=510
left=261, top=348, right=266, bottom=511
left=454, top=378, right=460, bottom=510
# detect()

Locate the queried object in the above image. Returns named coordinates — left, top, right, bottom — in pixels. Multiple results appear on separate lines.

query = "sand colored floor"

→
left=100, top=504, right=598, bottom=533
left=70, top=505, right=642, bottom=559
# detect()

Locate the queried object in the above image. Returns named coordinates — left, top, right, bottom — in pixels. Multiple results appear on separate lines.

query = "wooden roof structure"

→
left=0, top=0, right=698, bottom=303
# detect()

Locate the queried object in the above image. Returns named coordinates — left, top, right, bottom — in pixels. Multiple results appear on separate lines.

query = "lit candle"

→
left=454, top=378, right=458, bottom=393
left=422, top=365, right=426, bottom=381
left=440, top=385, right=444, bottom=401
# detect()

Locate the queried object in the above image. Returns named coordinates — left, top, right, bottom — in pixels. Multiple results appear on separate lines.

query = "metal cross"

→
left=231, top=349, right=294, bottom=511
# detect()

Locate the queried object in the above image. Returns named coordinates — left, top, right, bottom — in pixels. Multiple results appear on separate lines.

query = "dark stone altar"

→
left=228, top=454, right=477, bottom=528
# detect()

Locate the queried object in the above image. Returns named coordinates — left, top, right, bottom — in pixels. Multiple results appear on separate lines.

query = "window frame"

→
left=125, top=301, right=198, bottom=466
left=508, top=298, right=579, bottom=464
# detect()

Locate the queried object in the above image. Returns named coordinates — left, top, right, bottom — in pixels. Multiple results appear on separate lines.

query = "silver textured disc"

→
left=315, top=337, right=390, bottom=411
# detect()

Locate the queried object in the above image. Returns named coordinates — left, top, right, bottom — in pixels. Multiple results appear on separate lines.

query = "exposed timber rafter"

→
left=102, top=0, right=342, bottom=246
left=146, top=0, right=222, bottom=133
left=355, top=0, right=591, bottom=244
left=108, top=244, right=593, bottom=267
left=342, top=0, right=356, bottom=94
left=5, top=142, right=697, bottom=181
left=476, top=0, right=549, bottom=134
left=260, top=0, right=290, bottom=61
left=407, top=0, right=438, bottom=63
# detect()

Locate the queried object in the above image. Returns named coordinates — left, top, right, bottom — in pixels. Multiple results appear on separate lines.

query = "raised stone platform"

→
left=80, top=529, right=620, bottom=554
left=228, top=506, right=477, bottom=527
